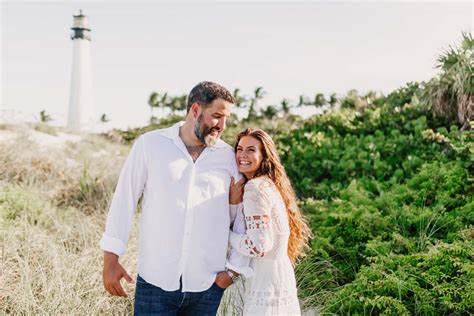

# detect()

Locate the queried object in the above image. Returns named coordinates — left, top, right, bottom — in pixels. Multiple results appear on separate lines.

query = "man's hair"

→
left=187, top=81, right=235, bottom=113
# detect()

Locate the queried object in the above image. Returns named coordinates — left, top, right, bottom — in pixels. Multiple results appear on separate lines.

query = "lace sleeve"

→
left=229, top=179, right=274, bottom=258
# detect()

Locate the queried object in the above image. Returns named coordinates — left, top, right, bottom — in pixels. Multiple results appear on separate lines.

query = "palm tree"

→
left=100, top=113, right=110, bottom=123
left=252, top=87, right=265, bottom=106
left=168, top=95, right=187, bottom=113
left=178, top=95, right=188, bottom=112
left=281, top=98, right=291, bottom=116
left=261, top=105, right=278, bottom=120
left=297, top=95, right=310, bottom=107
left=148, top=92, right=160, bottom=124
left=160, top=92, right=169, bottom=109
left=39, top=110, right=52, bottom=122
left=328, top=93, right=338, bottom=107
left=313, top=93, right=326, bottom=107
left=247, top=87, right=266, bottom=120
left=233, top=88, right=247, bottom=108
left=425, top=32, right=473, bottom=129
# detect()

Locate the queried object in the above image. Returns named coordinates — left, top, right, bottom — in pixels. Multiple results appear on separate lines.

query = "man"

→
left=100, top=81, right=249, bottom=315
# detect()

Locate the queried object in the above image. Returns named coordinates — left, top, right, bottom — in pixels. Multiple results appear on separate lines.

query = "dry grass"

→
left=0, top=127, right=251, bottom=315
left=1, top=128, right=139, bottom=314
left=0, top=126, right=316, bottom=315
left=1, top=186, right=140, bottom=314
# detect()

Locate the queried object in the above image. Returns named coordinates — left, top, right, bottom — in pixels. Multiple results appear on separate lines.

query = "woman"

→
left=229, top=128, right=312, bottom=315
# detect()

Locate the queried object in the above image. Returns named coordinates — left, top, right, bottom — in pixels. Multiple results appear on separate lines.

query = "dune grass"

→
left=1, top=128, right=324, bottom=314
left=1, top=130, right=138, bottom=314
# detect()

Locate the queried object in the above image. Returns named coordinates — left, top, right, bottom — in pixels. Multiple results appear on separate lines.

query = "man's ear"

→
left=191, top=103, right=201, bottom=119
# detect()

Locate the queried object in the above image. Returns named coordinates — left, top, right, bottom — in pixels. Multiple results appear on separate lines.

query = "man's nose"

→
left=216, top=117, right=226, bottom=130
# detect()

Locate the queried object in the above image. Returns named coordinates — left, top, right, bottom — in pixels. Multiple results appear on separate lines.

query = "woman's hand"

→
left=229, top=177, right=245, bottom=205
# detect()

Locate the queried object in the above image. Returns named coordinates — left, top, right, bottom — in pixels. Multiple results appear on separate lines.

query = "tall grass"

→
left=1, top=127, right=322, bottom=314
left=2, top=186, right=139, bottom=314
left=1, top=129, right=140, bottom=314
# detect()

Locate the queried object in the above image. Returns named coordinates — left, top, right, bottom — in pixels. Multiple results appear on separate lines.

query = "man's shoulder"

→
left=139, top=122, right=182, bottom=143
left=214, top=139, right=233, bottom=151
left=140, top=128, right=169, bottom=140
left=213, top=139, right=237, bottom=159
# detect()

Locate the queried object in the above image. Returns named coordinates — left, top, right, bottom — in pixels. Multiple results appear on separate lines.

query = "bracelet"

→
left=225, top=268, right=239, bottom=283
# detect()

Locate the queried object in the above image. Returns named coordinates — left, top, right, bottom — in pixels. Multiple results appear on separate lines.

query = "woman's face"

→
left=235, top=136, right=264, bottom=179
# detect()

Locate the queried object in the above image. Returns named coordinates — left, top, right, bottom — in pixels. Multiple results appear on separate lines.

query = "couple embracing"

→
left=100, top=81, right=312, bottom=315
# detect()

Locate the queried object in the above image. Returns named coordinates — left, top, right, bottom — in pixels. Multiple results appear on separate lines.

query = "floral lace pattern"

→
left=245, top=214, right=270, bottom=230
left=245, top=288, right=299, bottom=307
left=229, top=176, right=300, bottom=315
left=243, top=236, right=265, bottom=257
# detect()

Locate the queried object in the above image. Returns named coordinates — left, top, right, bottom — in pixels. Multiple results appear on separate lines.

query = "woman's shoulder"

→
left=245, top=176, right=275, bottom=193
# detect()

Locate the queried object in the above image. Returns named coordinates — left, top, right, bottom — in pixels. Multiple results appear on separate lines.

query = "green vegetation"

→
left=284, top=33, right=473, bottom=314
left=1, top=34, right=472, bottom=314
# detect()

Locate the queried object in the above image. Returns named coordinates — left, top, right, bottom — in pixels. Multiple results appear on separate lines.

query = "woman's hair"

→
left=234, top=128, right=312, bottom=263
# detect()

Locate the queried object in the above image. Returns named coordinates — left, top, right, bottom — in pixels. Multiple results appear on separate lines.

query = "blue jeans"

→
left=134, top=275, right=225, bottom=316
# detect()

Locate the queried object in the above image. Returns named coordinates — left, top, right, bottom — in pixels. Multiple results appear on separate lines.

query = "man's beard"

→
left=194, top=114, right=220, bottom=147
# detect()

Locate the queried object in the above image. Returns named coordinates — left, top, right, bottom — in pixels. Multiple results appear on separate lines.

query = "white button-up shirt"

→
left=100, top=121, right=249, bottom=292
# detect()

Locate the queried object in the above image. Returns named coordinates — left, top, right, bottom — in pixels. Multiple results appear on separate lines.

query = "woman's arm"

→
left=229, top=179, right=274, bottom=258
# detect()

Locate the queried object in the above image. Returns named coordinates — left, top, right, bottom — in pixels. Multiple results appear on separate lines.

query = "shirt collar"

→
left=156, top=121, right=229, bottom=150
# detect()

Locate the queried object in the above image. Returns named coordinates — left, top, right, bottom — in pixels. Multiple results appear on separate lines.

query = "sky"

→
left=1, top=0, right=473, bottom=129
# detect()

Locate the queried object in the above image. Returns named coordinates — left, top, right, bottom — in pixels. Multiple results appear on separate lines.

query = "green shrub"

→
left=301, top=160, right=472, bottom=285
left=323, top=240, right=474, bottom=314
left=276, top=83, right=471, bottom=200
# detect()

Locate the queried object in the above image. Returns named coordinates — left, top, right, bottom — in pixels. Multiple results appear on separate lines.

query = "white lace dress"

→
left=229, top=176, right=301, bottom=316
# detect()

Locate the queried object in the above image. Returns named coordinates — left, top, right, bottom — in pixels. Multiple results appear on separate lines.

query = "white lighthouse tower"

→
left=67, top=10, right=94, bottom=131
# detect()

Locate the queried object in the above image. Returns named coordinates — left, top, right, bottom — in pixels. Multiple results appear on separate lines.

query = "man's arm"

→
left=226, top=203, right=253, bottom=277
left=216, top=177, right=253, bottom=289
left=214, top=176, right=247, bottom=289
left=100, top=136, right=147, bottom=296
left=214, top=202, right=252, bottom=289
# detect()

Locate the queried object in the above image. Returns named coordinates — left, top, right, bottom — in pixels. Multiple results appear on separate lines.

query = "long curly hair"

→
left=234, top=128, right=312, bottom=263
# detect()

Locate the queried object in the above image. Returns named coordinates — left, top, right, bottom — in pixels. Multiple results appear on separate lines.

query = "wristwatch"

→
left=225, top=268, right=239, bottom=283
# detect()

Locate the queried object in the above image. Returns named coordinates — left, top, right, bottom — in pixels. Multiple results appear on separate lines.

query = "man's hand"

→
left=214, top=271, right=233, bottom=289
left=103, top=251, right=134, bottom=297
left=229, top=177, right=245, bottom=205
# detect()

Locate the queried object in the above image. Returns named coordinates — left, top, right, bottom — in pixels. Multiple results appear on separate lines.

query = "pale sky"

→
left=1, top=1, right=472, bottom=129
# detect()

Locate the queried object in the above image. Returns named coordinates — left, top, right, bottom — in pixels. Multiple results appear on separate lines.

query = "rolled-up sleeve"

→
left=100, top=136, right=147, bottom=257
left=226, top=203, right=254, bottom=278
left=226, top=162, right=253, bottom=277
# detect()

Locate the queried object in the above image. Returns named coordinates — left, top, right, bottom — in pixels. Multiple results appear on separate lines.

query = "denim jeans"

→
left=134, top=275, right=225, bottom=316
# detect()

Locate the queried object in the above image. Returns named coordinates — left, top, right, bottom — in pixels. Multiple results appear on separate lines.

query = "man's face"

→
left=194, top=98, right=232, bottom=147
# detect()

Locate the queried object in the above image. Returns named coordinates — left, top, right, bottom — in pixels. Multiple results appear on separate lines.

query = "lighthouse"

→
left=67, top=10, right=94, bottom=131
